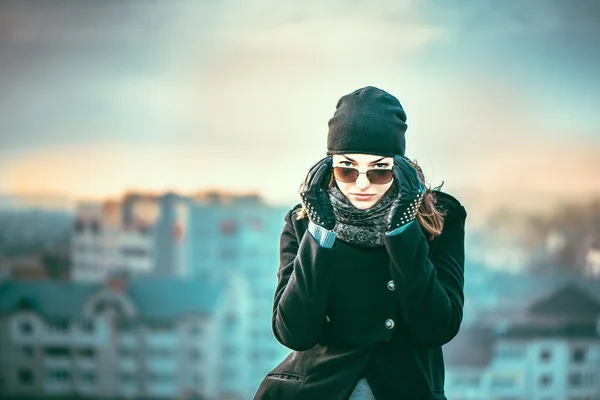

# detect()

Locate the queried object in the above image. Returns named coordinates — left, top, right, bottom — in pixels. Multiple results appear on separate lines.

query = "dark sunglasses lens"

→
left=367, top=169, right=393, bottom=184
left=333, top=167, right=358, bottom=182
left=334, top=167, right=392, bottom=184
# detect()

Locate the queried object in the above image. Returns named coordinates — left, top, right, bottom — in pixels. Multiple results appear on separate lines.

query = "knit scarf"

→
left=328, top=183, right=399, bottom=247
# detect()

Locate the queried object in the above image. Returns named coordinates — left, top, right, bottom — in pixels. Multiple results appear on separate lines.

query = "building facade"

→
left=0, top=276, right=249, bottom=399
left=445, top=283, right=600, bottom=400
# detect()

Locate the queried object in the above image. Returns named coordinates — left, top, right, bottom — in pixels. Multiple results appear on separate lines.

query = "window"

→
left=48, top=320, right=69, bottom=333
left=79, top=348, right=95, bottom=359
left=220, top=219, right=237, bottom=235
left=74, top=219, right=85, bottom=232
left=224, top=314, right=238, bottom=328
left=249, top=218, right=262, bottom=231
left=568, top=372, right=582, bottom=388
left=491, top=375, right=516, bottom=388
left=47, top=370, right=71, bottom=382
left=222, top=345, right=237, bottom=357
left=90, top=220, right=101, bottom=234
left=148, top=373, right=174, bottom=383
left=21, top=346, right=34, bottom=358
left=189, top=348, right=202, bottom=362
left=539, top=374, right=553, bottom=387
left=568, top=372, right=595, bottom=389
left=18, top=369, right=34, bottom=385
left=120, top=373, right=137, bottom=384
left=218, top=366, right=236, bottom=382
left=118, top=348, right=137, bottom=358
left=187, top=325, right=202, bottom=335
left=138, top=223, right=151, bottom=235
left=147, top=348, right=172, bottom=358
left=454, top=375, right=480, bottom=387
left=120, top=247, right=148, bottom=257
left=265, top=348, right=280, bottom=359
left=117, top=320, right=136, bottom=333
left=540, top=348, right=552, bottom=363
left=250, top=350, right=261, bottom=362
left=147, top=324, right=172, bottom=333
left=79, top=371, right=95, bottom=383
left=496, top=346, right=525, bottom=360
left=220, top=248, right=237, bottom=260
left=571, top=348, right=586, bottom=363
left=93, top=300, right=126, bottom=318
left=81, top=320, right=94, bottom=333
left=192, top=375, right=204, bottom=387
left=45, top=347, right=70, bottom=357
left=250, top=329, right=261, bottom=339
left=19, top=321, right=33, bottom=335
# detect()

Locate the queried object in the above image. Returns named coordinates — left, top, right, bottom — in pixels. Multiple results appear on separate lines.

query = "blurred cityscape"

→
left=0, top=191, right=599, bottom=399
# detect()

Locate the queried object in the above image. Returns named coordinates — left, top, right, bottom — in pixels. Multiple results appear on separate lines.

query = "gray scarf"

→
left=328, top=183, right=399, bottom=247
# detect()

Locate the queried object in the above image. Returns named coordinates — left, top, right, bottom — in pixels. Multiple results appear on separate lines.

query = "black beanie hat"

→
left=326, top=86, right=407, bottom=157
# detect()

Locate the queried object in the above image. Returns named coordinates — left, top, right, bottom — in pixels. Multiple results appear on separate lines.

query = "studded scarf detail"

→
left=327, top=183, right=399, bottom=247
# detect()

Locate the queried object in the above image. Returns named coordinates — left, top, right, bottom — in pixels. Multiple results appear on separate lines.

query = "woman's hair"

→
left=296, top=157, right=447, bottom=241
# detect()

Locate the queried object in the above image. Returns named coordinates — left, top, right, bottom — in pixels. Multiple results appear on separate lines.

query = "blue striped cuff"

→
left=308, top=222, right=336, bottom=248
left=385, top=220, right=415, bottom=236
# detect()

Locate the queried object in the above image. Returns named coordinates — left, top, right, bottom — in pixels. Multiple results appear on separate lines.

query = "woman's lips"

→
left=352, top=193, right=375, bottom=200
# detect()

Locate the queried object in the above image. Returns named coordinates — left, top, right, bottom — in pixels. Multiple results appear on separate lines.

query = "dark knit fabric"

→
left=328, top=183, right=398, bottom=247
left=327, top=86, right=408, bottom=157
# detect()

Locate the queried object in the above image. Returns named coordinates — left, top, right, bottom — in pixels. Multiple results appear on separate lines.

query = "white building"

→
left=444, top=283, right=600, bottom=400
left=71, top=193, right=188, bottom=281
left=188, top=193, right=293, bottom=393
left=0, top=274, right=251, bottom=399
left=69, top=191, right=298, bottom=396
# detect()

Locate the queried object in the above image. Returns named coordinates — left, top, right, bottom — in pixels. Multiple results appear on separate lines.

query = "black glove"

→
left=299, top=156, right=336, bottom=230
left=386, top=154, right=426, bottom=232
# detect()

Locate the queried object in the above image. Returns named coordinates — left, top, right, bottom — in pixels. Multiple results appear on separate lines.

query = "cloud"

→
left=423, top=0, right=600, bottom=34
left=1, top=0, right=598, bottom=211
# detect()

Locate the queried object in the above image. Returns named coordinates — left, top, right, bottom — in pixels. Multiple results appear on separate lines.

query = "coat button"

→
left=387, top=280, right=396, bottom=291
left=385, top=319, right=395, bottom=329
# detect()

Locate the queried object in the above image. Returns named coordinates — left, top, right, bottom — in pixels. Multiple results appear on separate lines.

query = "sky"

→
left=1, top=0, right=599, bottom=217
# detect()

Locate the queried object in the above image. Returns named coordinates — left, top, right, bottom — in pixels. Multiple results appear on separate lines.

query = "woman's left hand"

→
left=386, top=155, right=426, bottom=232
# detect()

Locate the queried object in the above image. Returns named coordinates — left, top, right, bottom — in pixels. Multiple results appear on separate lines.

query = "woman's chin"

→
left=351, top=200, right=376, bottom=210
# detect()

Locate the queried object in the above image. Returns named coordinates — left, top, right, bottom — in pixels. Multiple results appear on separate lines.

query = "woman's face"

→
left=331, top=153, right=394, bottom=210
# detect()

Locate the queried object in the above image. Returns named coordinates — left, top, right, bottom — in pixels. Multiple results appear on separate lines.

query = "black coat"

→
left=254, top=190, right=467, bottom=400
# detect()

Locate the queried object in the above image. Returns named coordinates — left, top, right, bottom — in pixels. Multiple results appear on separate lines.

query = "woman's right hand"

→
left=299, top=156, right=336, bottom=230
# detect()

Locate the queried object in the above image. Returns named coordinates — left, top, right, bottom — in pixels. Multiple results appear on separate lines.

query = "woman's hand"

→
left=299, top=156, right=336, bottom=230
left=386, top=155, right=426, bottom=232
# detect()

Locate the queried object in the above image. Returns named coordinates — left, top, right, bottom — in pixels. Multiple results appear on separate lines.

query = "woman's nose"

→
left=355, top=173, right=371, bottom=189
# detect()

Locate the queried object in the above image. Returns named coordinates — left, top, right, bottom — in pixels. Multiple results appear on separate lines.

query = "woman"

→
left=254, top=86, right=467, bottom=400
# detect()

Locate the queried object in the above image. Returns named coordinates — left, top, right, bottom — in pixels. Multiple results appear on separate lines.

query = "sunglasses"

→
left=333, top=167, right=393, bottom=184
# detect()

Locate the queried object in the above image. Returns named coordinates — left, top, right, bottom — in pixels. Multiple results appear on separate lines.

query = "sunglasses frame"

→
left=332, top=167, right=393, bottom=185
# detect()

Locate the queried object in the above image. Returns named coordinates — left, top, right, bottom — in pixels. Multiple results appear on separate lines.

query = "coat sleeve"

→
left=383, top=201, right=467, bottom=348
left=271, top=208, right=337, bottom=351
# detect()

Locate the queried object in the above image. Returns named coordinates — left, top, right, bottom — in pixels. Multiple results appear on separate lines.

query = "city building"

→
left=0, top=274, right=247, bottom=399
left=444, top=283, right=600, bottom=400
left=188, top=192, right=292, bottom=391
left=68, top=190, right=301, bottom=395
left=70, top=193, right=189, bottom=281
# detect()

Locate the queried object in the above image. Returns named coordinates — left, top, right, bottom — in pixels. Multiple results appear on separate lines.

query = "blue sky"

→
left=1, top=0, right=598, bottom=217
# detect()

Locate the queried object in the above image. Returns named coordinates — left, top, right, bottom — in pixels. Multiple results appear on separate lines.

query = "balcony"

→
left=74, top=357, right=96, bottom=369
left=44, top=356, right=72, bottom=369
left=144, top=332, right=178, bottom=348
left=44, top=380, right=73, bottom=394
left=145, top=357, right=179, bottom=375
left=146, top=382, right=177, bottom=397
left=118, top=383, right=139, bottom=397
left=74, top=383, right=96, bottom=395
left=117, top=358, right=138, bottom=372
left=117, top=333, right=139, bottom=348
